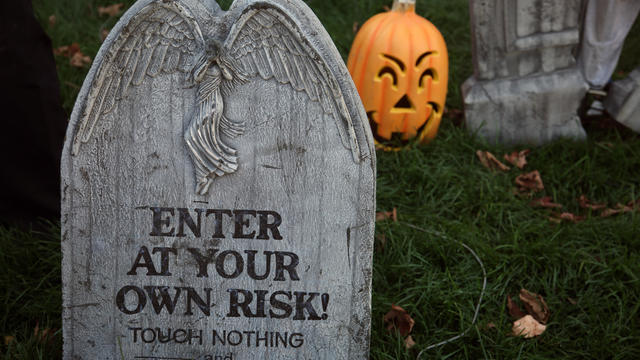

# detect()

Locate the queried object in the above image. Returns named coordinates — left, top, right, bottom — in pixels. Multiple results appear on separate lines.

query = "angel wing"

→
left=71, top=1, right=205, bottom=155
left=223, top=4, right=361, bottom=162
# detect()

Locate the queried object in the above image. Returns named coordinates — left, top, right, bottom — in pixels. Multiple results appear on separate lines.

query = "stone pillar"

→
left=462, top=0, right=588, bottom=145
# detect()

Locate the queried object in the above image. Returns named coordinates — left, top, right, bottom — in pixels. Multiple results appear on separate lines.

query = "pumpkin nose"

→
left=392, top=94, right=414, bottom=112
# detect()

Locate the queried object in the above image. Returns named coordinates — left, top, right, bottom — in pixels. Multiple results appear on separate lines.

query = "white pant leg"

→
left=579, top=0, right=640, bottom=88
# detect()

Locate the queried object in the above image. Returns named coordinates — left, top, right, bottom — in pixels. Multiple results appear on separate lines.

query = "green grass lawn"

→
left=2, top=0, right=640, bottom=358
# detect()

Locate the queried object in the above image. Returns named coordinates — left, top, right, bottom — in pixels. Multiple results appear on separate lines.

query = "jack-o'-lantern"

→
left=347, top=0, right=448, bottom=145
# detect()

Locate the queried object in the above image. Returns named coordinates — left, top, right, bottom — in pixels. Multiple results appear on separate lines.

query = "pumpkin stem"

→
left=391, top=0, right=416, bottom=12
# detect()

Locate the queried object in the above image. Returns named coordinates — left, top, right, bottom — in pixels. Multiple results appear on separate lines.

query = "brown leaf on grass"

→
left=519, top=289, right=550, bottom=324
left=530, top=196, right=563, bottom=209
left=549, top=212, right=584, bottom=223
left=477, top=150, right=510, bottom=171
left=48, top=14, right=56, bottom=27
left=383, top=5, right=391, bottom=11
left=53, top=45, right=67, bottom=56
left=101, top=28, right=111, bottom=42
left=601, top=203, right=635, bottom=218
left=504, top=149, right=530, bottom=169
left=404, top=335, right=416, bottom=349
left=578, top=195, right=606, bottom=211
left=384, top=304, right=415, bottom=337
left=352, top=21, right=359, bottom=34
left=515, top=171, right=544, bottom=192
left=4, top=336, right=15, bottom=345
left=376, top=208, right=397, bottom=222
left=70, top=51, right=92, bottom=67
left=53, top=42, right=80, bottom=57
left=512, top=315, right=546, bottom=338
left=567, top=297, right=577, bottom=305
left=53, top=42, right=91, bottom=67
left=507, top=295, right=527, bottom=319
left=98, top=3, right=124, bottom=17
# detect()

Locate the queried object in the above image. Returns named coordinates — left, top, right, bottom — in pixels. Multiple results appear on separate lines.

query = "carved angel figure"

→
left=72, top=0, right=361, bottom=195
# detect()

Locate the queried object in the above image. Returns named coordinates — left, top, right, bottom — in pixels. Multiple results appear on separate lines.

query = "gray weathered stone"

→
left=61, top=0, right=376, bottom=359
left=463, top=0, right=588, bottom=145
left=463, top=68, right=587, bottom=145
left=605, top=67, right=640, bottom=134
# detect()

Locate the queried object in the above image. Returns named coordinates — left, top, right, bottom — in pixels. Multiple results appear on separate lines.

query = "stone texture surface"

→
left=605, top=67, right=640, bottom=133
left=463, top=68, right=587, bottom=145
left=61, top=0, right=376, bottom=359
left=463, top=0, right=588, bottom=145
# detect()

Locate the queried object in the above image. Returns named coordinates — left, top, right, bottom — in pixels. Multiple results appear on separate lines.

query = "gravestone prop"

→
left=61, top=0, right=376, bottom=359
left=462, top=0, right=589, bottom=145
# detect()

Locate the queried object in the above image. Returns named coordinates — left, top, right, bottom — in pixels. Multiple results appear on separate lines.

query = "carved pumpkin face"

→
left=347, top=5, right=448, bottom=144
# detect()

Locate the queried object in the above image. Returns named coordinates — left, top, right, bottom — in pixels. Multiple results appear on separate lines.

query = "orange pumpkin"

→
left=347, top=0, right=448, bottom=145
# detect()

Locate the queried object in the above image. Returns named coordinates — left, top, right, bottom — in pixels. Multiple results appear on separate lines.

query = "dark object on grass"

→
left=0, top=0, right=67, bottom=226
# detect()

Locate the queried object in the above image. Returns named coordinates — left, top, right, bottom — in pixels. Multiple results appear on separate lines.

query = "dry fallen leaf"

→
left=515, top=172, right=542, bottom=191
left=512, top=315, right=546, bottom=338
left=530, top=196, right=563, bottom=209
left=507, top=295, right=527, bottom=319
left=384, top=304, right=415, bottom=337
left=601, top=203, right=635, bottom=218
left=578, top=195, right=607, bottom=211
left=70, top=51, right=92, bottom=67
left=567, top=297, right=577, bottom=305
left=352, top=21, right=359, bottom=34
left=53, top=42, right=80, bottom=57
left=477, top=150, right=510, bottom=171
left=515, top=171, right=544, bottom=192
left=504, top=149, right=530, bottom=169
left=53, top=45, right=68, bottom=56
left=549, top=212, right=584, bottom=224
left=519, top=289, right=550, bottom=324
left=98, top=3, right=124, bottom=17
left=404, top=335, right=416, bottom=349
left=48, top=14, right=56, bottom=27
left=376, top=208, right=397, bottom=222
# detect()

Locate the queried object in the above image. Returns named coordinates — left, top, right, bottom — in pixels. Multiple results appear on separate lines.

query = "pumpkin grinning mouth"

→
left=367, top=109, right=434, bottom=143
